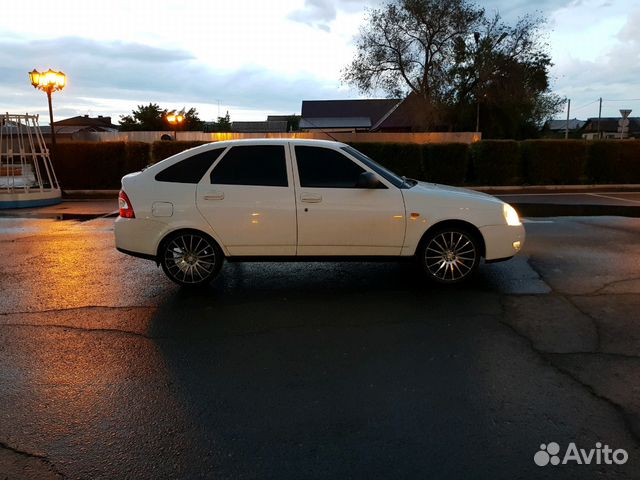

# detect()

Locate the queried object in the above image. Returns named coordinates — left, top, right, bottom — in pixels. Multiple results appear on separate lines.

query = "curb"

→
left=513, top=203, right=640, bottom=218
left=63, top=190, right=119, bottom=199
left=471, top=184, right=640, bottom=194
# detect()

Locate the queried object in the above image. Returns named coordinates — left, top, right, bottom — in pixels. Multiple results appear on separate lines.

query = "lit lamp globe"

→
left=28, top=68, right=66, bottom=149
left=167, top=113, right=185, bottom=140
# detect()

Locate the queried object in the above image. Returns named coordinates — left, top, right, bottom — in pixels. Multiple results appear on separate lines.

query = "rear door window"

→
left=210, top=145, right=288, bottom=187
left=155, top=148, right=224, bottom=184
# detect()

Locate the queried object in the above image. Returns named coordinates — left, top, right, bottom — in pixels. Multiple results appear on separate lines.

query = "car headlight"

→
left=503, top=203, right=521, bottom=226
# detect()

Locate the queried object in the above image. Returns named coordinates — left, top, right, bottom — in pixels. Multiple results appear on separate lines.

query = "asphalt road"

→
left=1, top=215, right=639, bottom=479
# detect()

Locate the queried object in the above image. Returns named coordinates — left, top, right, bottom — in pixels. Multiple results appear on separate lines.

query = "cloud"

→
left=550, top=5, right=640, bottom=117
left=478, top=0, right=576, bottom=19
left=288, top=0, right=365, bottom=31
left=0, top=36, right=353, bottom=122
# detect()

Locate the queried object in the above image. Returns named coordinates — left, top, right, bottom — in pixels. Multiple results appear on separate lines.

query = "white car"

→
left=115, top=139, right=524, bottom=286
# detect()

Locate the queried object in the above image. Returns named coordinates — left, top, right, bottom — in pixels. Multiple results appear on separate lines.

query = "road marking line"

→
left=498, top=192, right=640, bottom=197
left=522, top=219, right=555, bottom=223
left=586, top=193, right=640, bottom=204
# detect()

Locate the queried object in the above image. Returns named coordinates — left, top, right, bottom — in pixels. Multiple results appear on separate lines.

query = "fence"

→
left=81, top=131, right=482, bottom=145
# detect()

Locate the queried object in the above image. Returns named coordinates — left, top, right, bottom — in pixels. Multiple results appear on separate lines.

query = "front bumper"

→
left=479, top=224, right=526, bottom=261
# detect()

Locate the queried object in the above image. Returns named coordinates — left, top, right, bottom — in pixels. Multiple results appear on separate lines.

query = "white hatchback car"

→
left=115, top=139, right=524, bottom=286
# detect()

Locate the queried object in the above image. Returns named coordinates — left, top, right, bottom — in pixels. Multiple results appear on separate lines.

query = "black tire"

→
left=418, top=227, right=481, bottom=284
left=160, top=230, right=223, bottom=287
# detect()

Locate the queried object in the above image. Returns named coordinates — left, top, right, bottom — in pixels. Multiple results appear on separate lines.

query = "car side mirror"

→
left=356, top=171, right=381, bottom=189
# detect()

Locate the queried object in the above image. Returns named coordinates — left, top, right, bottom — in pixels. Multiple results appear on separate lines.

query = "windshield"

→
left=341, top=145, right=415, bottom=189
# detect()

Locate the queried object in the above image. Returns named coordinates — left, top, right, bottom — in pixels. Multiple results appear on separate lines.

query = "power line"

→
left=602, top=98, right=640, bottom=102
left=572, top=99, right=599, bottom=111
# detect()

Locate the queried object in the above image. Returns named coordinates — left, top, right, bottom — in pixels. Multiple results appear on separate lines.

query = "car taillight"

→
left=118, top=190, right=135, bottom=218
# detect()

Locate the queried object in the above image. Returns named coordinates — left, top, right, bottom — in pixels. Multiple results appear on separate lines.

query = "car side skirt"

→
left=116, top=247, right=158, bottom=262
left=225, top=255, right=415, bottom=263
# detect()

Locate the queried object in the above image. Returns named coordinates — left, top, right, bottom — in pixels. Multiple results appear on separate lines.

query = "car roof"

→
left=144, top=138, right=350, bottom=174
left=195, top=138, right=347, bottom=149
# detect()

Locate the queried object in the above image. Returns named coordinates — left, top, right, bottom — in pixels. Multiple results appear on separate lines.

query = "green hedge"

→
left=586, top=141, right=640, bottom=183
left=349, top=142, right=424, bottom=180
left=150, top=141, right=210, bottom=164
left=125, top=142, right=151, bottom=171
left=422, top=143, right=468, bottom=184
left=53, top=142, right=150, bottom=189
left=349, top=142, right=468, bottom=184
left=470, top=140, right=521, bottom=185
left=521, top=140, right=587, bottom=184
left=49, top=139, right=640, bottom=190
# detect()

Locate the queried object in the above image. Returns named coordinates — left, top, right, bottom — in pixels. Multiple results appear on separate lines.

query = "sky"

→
left=0, top=0, right=638, bottom=125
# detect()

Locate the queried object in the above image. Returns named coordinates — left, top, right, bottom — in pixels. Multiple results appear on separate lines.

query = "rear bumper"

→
left=114, top=216, right=165, bottom=256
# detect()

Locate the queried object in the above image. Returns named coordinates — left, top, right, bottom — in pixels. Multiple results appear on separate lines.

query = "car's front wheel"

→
left=160, top=231, right=223, bottom=287
left=418, top=227, right=481, bottom=284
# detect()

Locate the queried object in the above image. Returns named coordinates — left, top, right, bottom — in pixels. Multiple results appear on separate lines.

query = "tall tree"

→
left=119, top=103, right=167, bottom=131
left=119, top=104, right=205, bottom=131
left=342, top=0, right=562, bottom=137
left=448, top=13, right=563, bottom=137
left=167, top=107, right=205, bottom=131
left=214, top=111, right=232, bottom=132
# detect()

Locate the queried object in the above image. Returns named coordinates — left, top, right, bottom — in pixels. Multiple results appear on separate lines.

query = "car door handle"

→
left=203, top=191, right=224, bottom=200
left=301, top=193, right=322, bottom=203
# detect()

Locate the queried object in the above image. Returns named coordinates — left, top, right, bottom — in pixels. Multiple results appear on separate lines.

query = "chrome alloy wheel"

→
left=164, top=233, right=217, bottom=284
left=424, top=231, right=477, bottom=282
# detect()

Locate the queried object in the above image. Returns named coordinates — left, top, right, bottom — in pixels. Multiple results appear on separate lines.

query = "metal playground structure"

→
left=0, top=113, right=61, bottom=208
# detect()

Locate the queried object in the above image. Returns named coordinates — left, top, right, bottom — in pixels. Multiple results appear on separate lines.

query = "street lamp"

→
left=166, top=113, right=185, bottom=140
left=29, top=68, right=66, bottom=150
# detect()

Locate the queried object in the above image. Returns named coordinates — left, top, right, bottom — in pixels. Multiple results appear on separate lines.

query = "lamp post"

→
left=166, top=113, right=185, bottom=140
left=29, top=68, right=66, bottom=150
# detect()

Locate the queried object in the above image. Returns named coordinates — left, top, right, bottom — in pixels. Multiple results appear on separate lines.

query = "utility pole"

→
left=597, top=97, right=602, bottom=139
left=565, top=98, right=571, bottom=139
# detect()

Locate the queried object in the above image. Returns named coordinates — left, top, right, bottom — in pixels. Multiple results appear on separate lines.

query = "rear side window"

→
left=155, top=148, right=224, bottom=184
left=295, top=146, right=365, bottom=188
left=210, top=145, right=288, bottom=187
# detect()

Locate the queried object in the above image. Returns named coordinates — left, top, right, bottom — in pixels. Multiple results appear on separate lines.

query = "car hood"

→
left=410, top=181, right=502, bottom=205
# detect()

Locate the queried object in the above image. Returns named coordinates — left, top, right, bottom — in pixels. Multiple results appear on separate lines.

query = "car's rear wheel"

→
left=418, top=227, right=480, bottom=284
left=160, top=231, right=223, bottom=287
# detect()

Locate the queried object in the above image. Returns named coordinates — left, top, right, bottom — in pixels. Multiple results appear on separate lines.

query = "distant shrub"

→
left=470, top=140, right=521, bottom=185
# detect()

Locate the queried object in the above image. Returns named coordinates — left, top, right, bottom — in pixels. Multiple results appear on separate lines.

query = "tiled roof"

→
left=583, top=117, right=640, bottom=132
left=299, top=117, right=371, bottom=129
left=301, top=99, right=400, bottom=125
left=52, top=115, right=118, bottom=129
left=547, top=119, right=585, bottom=131
left=231, top=121, right=288, bottom=133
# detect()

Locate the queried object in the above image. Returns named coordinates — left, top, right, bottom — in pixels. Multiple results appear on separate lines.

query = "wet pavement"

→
left=1, top=215, right=640, bottom=479
left=1, top=191, right=639, bottom=222
left=0, top=199, right=118, bottom=221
